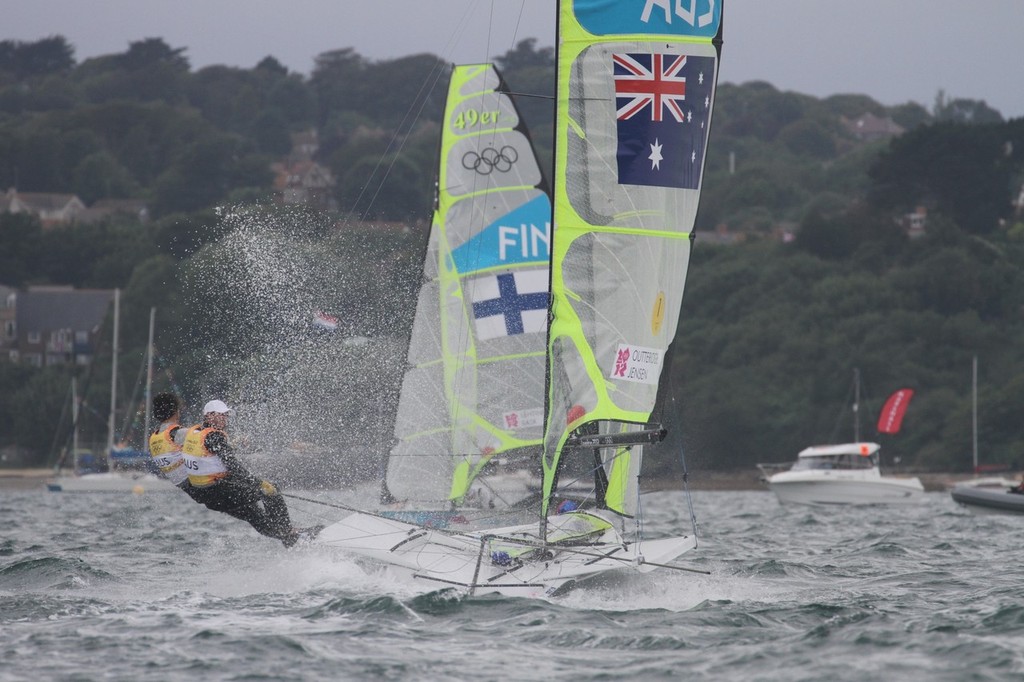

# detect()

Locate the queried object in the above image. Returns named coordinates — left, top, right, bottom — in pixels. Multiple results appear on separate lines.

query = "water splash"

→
left=179, top=204, right=423, bottom=488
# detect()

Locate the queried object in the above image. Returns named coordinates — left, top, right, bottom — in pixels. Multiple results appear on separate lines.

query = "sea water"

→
left=2, top=487, right=1022, bottom=681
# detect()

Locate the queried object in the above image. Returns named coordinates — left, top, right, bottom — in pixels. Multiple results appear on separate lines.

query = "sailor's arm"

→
left=204, top=431, right=261, bottom=487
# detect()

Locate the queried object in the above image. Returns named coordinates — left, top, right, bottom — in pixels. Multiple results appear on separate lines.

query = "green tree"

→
left=0, top=213, right=43, bottom=285
left=0, top=36, right=74, bottom=79
left=78, top=38, right=189, bottom=105
left=150, top=133, right=258, bottom=215
left=72, top=151, right=141, bottom=203
left=778, top=118, right=837, bottom=159
left=888, top=101, right=931, bottom=130
left=5, top=366, right=77, bottom=465
left=933, top=90, right=1004, bottom=124
left=337, top=153, right=429, bottom=221
left=310, top=48, right=368, bottom=127
left=265, top=75, right=318, bottom=128
left=869, top=122, right=1017, bottom=234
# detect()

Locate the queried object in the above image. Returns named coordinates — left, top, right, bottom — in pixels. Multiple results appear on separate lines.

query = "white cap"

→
left=203, top=399, right=234, bottom=415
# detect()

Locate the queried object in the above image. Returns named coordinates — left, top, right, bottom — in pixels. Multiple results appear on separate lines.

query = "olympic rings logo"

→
left=462, top=145, right=518, bottom=175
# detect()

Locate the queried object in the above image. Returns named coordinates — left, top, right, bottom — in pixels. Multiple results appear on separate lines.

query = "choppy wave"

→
left=4, top=489, right=1024, bottom=680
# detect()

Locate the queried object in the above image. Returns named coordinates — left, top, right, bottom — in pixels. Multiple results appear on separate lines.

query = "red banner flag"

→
left=877, top=389, right=914, bottom=434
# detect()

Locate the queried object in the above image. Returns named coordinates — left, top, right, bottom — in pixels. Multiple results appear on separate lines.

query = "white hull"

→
left=768, top=471, right=924, bottom=506
left=47, top=472, right=178, bottom=493
left=316, top=510, right=696, bottom=598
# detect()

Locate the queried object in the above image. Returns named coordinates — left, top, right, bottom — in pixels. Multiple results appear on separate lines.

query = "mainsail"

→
left=541, top=1, right=723, bottom=518
left=384, top=64, right=551, bottom=509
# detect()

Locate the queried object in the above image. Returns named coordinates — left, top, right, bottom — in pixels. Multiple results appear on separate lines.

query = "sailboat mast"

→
left=853, top=368, right=860, bottom=442
left=71, top=376, right=79, bottom=473
left=107, top=288, right=119, bottom=466
left=539, top=4, right=563, bottom=543
left=972, top=355, right=978, bottom=472
left=144, top=306, right=155, bottom=440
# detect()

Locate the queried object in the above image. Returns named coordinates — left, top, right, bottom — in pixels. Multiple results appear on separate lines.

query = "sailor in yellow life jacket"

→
left=181, top=399, right=308, bottom=547
left=148, top=392, right=199, bottom=498
left=180, top=422, right=230, bottom=487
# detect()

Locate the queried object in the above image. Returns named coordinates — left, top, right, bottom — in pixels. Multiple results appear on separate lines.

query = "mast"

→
left=106, top=288, right=120, bottom=468
left=972, top=355, right=978, bottom=472
left=71, top=376, right=79, bottom=473
left=853, top=368, right=860, bottom=442
left=144, top=306, right=156, bottom=440
left=540, top=3, right=562, bottom=541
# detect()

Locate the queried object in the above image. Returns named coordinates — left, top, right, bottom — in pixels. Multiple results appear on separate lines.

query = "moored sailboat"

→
left=316, top=1, right=725, bottom=596
left=48, top=301, right=175, bottom=493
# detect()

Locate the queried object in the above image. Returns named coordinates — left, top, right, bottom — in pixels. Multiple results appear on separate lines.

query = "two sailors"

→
left=148, top=393, right=312, bottom=547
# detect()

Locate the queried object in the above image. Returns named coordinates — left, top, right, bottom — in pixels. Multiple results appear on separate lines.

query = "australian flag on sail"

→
left=614, top=52, right=715, bottom=190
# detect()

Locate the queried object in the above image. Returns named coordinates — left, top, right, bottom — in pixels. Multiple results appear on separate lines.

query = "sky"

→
left=4, top=0, right=1024, bottom=119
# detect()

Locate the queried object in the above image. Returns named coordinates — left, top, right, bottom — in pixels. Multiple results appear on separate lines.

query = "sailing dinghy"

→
left=317, top=1, right=724, bottom=597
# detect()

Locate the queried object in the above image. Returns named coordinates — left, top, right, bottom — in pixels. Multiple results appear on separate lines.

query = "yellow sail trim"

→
left=604, top=446, right=632, bottom=513
left=476, top=350, right=545, bottom=365
left=448, top=184, right=540, bottom=202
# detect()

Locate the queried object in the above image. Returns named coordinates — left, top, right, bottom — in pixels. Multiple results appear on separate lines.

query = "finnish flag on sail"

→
left=613, top=52, right=715, bottom=190
left=469, top=269, right=548, bottom=341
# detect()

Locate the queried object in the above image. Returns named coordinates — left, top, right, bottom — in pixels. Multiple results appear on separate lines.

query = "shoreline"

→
left=1, top=468, right=998, bottom=493
left=673, top=470, right=995, bottom=493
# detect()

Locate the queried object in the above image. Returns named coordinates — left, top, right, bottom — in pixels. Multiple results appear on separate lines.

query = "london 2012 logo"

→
left=610, top=343, right=662, bottom=385
left=462, top=146, right=518, bottom=175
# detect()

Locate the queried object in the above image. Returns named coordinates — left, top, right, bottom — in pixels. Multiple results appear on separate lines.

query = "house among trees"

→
left=271, top=130, right=337, bottom=211
left=1, top=189, right=87, bottom=227
left=902, top=206, right=928, bottom=238
left=78, top=198, right=150, bottom=224
left=0, top=285, right=15, bottom=355
left=288, top=129, right=320, bottom=161
left=272, top=160, right=337, bottom=211
left=0, top=285, right=114, bottom=367
left=840, top=112, right=905, bottom=142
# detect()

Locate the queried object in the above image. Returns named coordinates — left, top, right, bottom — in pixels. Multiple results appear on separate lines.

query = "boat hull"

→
left=950, top=484, right=1024, bottom=515
left=46, top=472, right=178, bottom=493
left=316, top=510, right=696, bottom=598
left=768, top=472, right=924, bottom=506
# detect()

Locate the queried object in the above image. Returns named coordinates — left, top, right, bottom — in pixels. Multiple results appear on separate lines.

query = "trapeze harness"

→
left=148, top=422, right=189, bottom=487
left=180, top=425, right=229, bottom=488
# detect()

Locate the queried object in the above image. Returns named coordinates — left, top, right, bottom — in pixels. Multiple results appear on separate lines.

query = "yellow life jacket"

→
left=149, top=422, right=188, bottom=486
left=180, top=425, right=228, bottom=487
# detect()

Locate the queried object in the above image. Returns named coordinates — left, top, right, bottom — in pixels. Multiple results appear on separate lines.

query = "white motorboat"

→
left=763, top=442, right=924, bottom=506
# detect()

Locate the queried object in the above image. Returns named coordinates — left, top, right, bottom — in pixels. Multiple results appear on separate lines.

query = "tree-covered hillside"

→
left=1, top=35, right=1022, bottom=476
